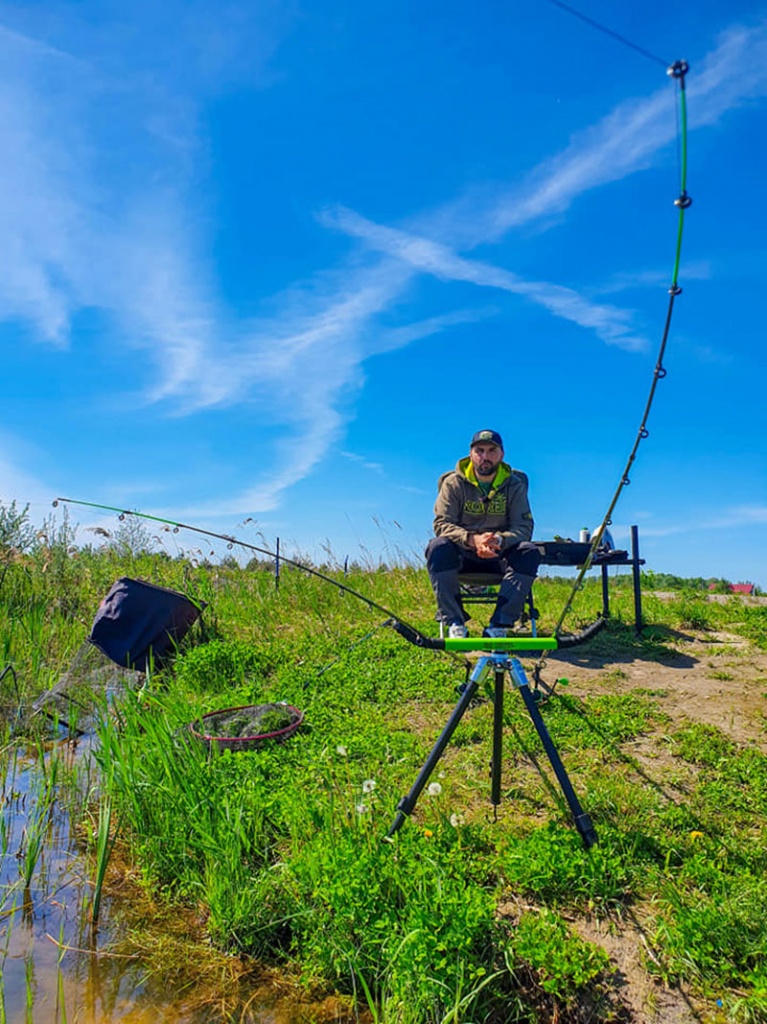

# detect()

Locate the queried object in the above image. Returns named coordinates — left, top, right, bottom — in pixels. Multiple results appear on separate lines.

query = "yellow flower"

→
left=689, top=830, right=704, bottom=840
left=423, top=829, right=433, bottom=838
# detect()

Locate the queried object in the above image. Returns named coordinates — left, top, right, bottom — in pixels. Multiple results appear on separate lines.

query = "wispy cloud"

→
left=426, top=21, right=767, bottom=248
left=592, top=260, right=713, bottom=296
left=706, top=505, right=767, bottom=528
left=0, top=25, right=87, bottom=343
left=0, top=4, right=284, bottom=372
left=370, top=307, right=498, bottom=357
left=0, top=439, right=55, bottom=506
left=2, top=13, right=766, bottom=514
left=323, top=206, right=647, bottom=351
left=319, top=20, right=767, bottom=363
left=618, top=505, right=767, bottom=538
left=340, top=451, right=385, bottom=473
left=171, top=263, right=414, bottom=512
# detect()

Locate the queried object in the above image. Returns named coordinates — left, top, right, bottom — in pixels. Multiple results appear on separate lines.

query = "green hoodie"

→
left=433, top=458, right=534, bottom=552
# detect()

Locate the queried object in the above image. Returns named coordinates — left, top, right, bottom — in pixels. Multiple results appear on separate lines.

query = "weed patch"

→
left=4, top=541, right=767, bottom=1021
left=507, top=907, right=612, bottom=1005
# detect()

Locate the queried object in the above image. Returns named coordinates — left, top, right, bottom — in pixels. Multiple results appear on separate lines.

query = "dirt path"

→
left=551, top=627, right=767, bottom=748
left=539, top=624, right=767, bottom=1024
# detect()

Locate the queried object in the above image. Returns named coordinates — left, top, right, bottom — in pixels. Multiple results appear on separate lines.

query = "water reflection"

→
left=1, top=738, right=336, bottom=1024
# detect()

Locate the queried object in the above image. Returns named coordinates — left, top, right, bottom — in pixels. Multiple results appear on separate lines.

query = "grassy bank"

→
left=2, top=520, right=767, bottom=1022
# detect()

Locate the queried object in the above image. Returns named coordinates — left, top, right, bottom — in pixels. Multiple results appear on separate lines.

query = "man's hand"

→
left=470, top=532, right=502, bottom=559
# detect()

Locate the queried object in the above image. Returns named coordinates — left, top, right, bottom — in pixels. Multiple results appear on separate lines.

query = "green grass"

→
left=3, top=522, right=767, bottom=1022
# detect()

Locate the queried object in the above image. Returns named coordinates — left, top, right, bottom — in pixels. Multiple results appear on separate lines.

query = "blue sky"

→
left=2, top=0, right=766, bottom=587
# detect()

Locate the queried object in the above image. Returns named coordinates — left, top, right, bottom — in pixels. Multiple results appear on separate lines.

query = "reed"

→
left=1, top=513, right=767, bottom=1022
left=89, top=792, right=115, bottom=927
left=54, top=918, right=68, bottom=1024
left=19, top=749, right=59, bottom=890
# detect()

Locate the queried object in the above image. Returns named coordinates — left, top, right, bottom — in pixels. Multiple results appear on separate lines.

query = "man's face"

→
left=470, top=443, right=503, bottom=479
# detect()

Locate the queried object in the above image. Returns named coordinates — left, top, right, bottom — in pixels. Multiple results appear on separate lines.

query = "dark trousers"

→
left=425, top=537, right=541, bottom=626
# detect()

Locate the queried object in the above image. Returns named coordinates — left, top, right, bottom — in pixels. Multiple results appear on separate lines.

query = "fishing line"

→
left=311, top=620, right=394, bottom=684
left=541, top=0, right=670, bottom=68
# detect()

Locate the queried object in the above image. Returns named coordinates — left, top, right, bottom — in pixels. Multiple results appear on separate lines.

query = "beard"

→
left=477, top=460, right=495, bottom=476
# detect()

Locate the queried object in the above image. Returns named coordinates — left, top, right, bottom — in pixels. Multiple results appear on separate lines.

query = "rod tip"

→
left=667, top=59, right=689, bottom=78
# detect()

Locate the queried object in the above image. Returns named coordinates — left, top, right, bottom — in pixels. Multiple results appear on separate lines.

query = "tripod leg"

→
left=490, top=666, right=504, bottom=809
left=386, top=660, right=490, bottom=838
left=509, top=658, right=597, bottom=849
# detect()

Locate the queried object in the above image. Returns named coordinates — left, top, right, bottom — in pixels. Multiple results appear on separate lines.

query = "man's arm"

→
left=433, top=474, right=473, bottom=549
left=496, top=472, right=534, bottom=549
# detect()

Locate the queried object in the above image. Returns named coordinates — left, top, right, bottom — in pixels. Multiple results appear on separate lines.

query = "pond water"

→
left=1, top=738, right=333, bottom=1024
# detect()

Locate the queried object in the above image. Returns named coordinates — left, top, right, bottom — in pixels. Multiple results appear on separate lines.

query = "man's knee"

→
left=505, top=541, right=542, bottom=577
left=425, top=537, right=462, bottom=573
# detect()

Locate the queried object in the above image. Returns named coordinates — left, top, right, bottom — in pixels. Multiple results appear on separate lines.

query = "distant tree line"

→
left=641, top=569, right=761, bottom=596
left=1, top=500, right=761, bottom=595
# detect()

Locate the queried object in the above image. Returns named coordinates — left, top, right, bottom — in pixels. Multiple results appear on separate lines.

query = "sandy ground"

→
left=532, top=607, right=767, bottom=1024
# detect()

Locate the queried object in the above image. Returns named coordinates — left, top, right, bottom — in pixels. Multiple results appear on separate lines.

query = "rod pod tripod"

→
left=386, top=654, right=597, bottom=849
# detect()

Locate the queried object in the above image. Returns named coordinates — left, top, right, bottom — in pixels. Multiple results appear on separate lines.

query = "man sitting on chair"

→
left=425, top=429, right=542, bottom=638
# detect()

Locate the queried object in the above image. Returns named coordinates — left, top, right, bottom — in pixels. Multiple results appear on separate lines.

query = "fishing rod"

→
left=549, top=58, right=691, bottom=644
left=519, top=51, right=693, bottom=706
left=53, top=497, right=422, bottom=632
left=52, top=497, right=602, bottom=654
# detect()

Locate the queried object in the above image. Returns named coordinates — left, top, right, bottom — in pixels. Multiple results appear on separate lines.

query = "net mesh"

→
left=30, top=641, right=144, bottom=734
left=191, top=703, right=302, bottom=750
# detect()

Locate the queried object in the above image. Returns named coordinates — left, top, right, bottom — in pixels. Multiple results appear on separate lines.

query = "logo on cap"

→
left=470, top=429, right=503, bottom=448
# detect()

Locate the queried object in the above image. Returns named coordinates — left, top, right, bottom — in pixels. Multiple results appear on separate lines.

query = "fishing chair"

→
left=438, top=573, right=539, bottom=638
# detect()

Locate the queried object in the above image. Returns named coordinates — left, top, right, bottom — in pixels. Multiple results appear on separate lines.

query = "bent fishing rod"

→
left=53, top=497, right=603, bottom=654
left=53, top=496, right=415, bottom=624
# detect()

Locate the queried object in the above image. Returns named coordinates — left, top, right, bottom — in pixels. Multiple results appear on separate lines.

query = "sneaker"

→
left=448, top=623, right=469, bottom=639
left=482, top=625, right=508, bottom=639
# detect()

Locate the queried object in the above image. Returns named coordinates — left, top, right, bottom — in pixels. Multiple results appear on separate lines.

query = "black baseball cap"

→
left=470, top=429, right=503, bottom=449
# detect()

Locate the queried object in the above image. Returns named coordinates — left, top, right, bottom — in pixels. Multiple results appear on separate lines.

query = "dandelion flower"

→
left=362, top=779, right=376, bottom=794
left=427, top=782, right=442, bottom=797
left=450, top=813, right=465, bottom=828
left=336, top=745, right=348, bottom=757
left=423, top=829, right=433, bottom=838
left=689, top=830, right=704, bottom=840
left=356, top=803, right=369, bottom=815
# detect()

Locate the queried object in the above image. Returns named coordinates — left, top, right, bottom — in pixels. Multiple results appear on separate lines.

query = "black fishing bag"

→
left=88, top=577, right=204, bottom=671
